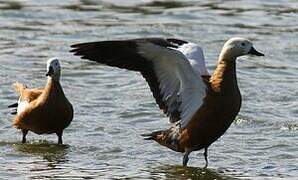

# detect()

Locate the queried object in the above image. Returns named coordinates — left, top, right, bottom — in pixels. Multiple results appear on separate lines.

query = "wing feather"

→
left=71, top=38, right=207, bottom=128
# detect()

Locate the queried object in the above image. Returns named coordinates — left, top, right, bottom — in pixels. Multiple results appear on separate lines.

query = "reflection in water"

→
left=151, top=164, right=237, bottom=180
left=13, top=141, right=69, bottom=168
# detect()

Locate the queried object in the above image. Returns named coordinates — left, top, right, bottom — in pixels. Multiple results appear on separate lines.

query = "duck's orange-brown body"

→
left=153, top=61, right=241, bottom=154
left=12, top=78, right=73, bottom=144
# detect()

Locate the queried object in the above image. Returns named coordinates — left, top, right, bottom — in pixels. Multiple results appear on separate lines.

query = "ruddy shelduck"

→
left=9, top=58, right=73, bottom=144
left=70, top=37, right=264, bottom=167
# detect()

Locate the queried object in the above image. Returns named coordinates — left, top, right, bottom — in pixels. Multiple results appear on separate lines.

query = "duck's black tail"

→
left=8, top=102, right=18, bottom=108
left=141, top=129, right=182, bottom=152
left=141, top=130, right=164, bottom=140
left=8, top=102, right=18, bottom=115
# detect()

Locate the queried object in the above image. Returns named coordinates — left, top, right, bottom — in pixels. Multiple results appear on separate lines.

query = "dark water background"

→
left=0, top=0, right=297, bottom=179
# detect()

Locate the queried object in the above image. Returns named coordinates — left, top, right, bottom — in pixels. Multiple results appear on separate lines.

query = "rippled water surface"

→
left=0, top=0, right=297, bottom=179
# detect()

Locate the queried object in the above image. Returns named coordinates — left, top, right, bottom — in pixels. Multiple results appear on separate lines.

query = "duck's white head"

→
left=46, top=57, right=61, bottom=81
left=220, top=37, right=264, bottom=61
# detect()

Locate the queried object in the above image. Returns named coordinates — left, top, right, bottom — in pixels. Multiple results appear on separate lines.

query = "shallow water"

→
left=0, top=0, right=297, bottom=179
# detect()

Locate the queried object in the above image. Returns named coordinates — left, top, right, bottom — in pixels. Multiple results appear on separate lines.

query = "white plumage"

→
left=177, top=42, right=210, bottom=76
left=137, top=42, right=207, bottom=128
left=17, top=99, right=29, bottom=115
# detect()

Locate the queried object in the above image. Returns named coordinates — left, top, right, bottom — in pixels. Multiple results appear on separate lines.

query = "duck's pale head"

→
left=46, top=58, right=61, bottom=81
left=220, top=37, right=264, bottom=61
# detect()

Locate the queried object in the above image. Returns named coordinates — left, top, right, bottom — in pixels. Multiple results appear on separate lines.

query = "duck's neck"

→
left=45, top=77, right=63, bottom=97
left=46, top=77, right=60, bottom=86
left=210, top=56, right=238, bottom=94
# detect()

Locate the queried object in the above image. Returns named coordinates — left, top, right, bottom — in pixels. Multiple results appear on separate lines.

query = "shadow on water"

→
left=106, top=1, right=190, bottom=14
left=0, top=1, right=23, bottom=10
left=150, top=164, right=237, bottom=180
left=63, top=0, right=190, bottom=13
left=12, top=141, right=69, bottom=167
left=142, top=1, right=189, bottom=9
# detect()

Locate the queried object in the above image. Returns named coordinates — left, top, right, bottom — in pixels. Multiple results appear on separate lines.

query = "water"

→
left=0, top=0, right=297, bottom=179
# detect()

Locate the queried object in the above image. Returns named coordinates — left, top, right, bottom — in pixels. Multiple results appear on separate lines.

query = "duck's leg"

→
left=183, top=149, right=191, bottom=166
left=21, top=129, right=28, bottom=143
left=203, top=147, right=209, bottom=168
left=56, top=130, right=63, bottom=144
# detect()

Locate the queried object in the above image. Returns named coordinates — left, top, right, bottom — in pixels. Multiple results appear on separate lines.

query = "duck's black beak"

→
left=248, top=47, right=264, bottom=56
left=46, top=66, right=54, bottom=76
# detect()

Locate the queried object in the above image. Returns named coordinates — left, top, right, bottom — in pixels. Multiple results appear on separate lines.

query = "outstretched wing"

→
left=167, top=38, right=210, bottom=76
left=70, top=38, right=207, bottom=128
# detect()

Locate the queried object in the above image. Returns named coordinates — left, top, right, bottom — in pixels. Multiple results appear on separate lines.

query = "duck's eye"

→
left=241, top=43, right=246, bottom=46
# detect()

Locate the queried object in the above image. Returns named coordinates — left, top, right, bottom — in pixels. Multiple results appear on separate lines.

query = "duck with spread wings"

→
left=70, top=37, right=264, bottom=167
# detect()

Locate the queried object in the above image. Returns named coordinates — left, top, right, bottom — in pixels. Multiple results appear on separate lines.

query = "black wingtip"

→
left=69, top=45, right=81, bottom=53
left=69, top=48, right=76, bottom=53
left=70, top=42, right=89, bottom=48
left=70, top=41, right=100, bottom=48
left=70, top=42, right=88, bottom=53
left=70, top=44, right=78, bottom=48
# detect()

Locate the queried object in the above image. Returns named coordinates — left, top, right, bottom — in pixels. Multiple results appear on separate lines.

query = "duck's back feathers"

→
left=167, top=39, right=210, bottom=77
left=13, top=82, right=43, bottom=103
left=8, top=82, right=43, bottom=115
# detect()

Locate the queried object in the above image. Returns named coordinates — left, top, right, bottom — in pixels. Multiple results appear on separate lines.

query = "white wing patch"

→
left=177, top=42, right=210, bottom=76
left=17, top=99, right=29, bottom=115
left=137, top=42, right=207, bottom=128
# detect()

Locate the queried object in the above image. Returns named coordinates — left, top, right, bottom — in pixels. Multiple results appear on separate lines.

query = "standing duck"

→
left=9, top=58, right=73, bottom=144
left=70, top=37, right=264, bottom=167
